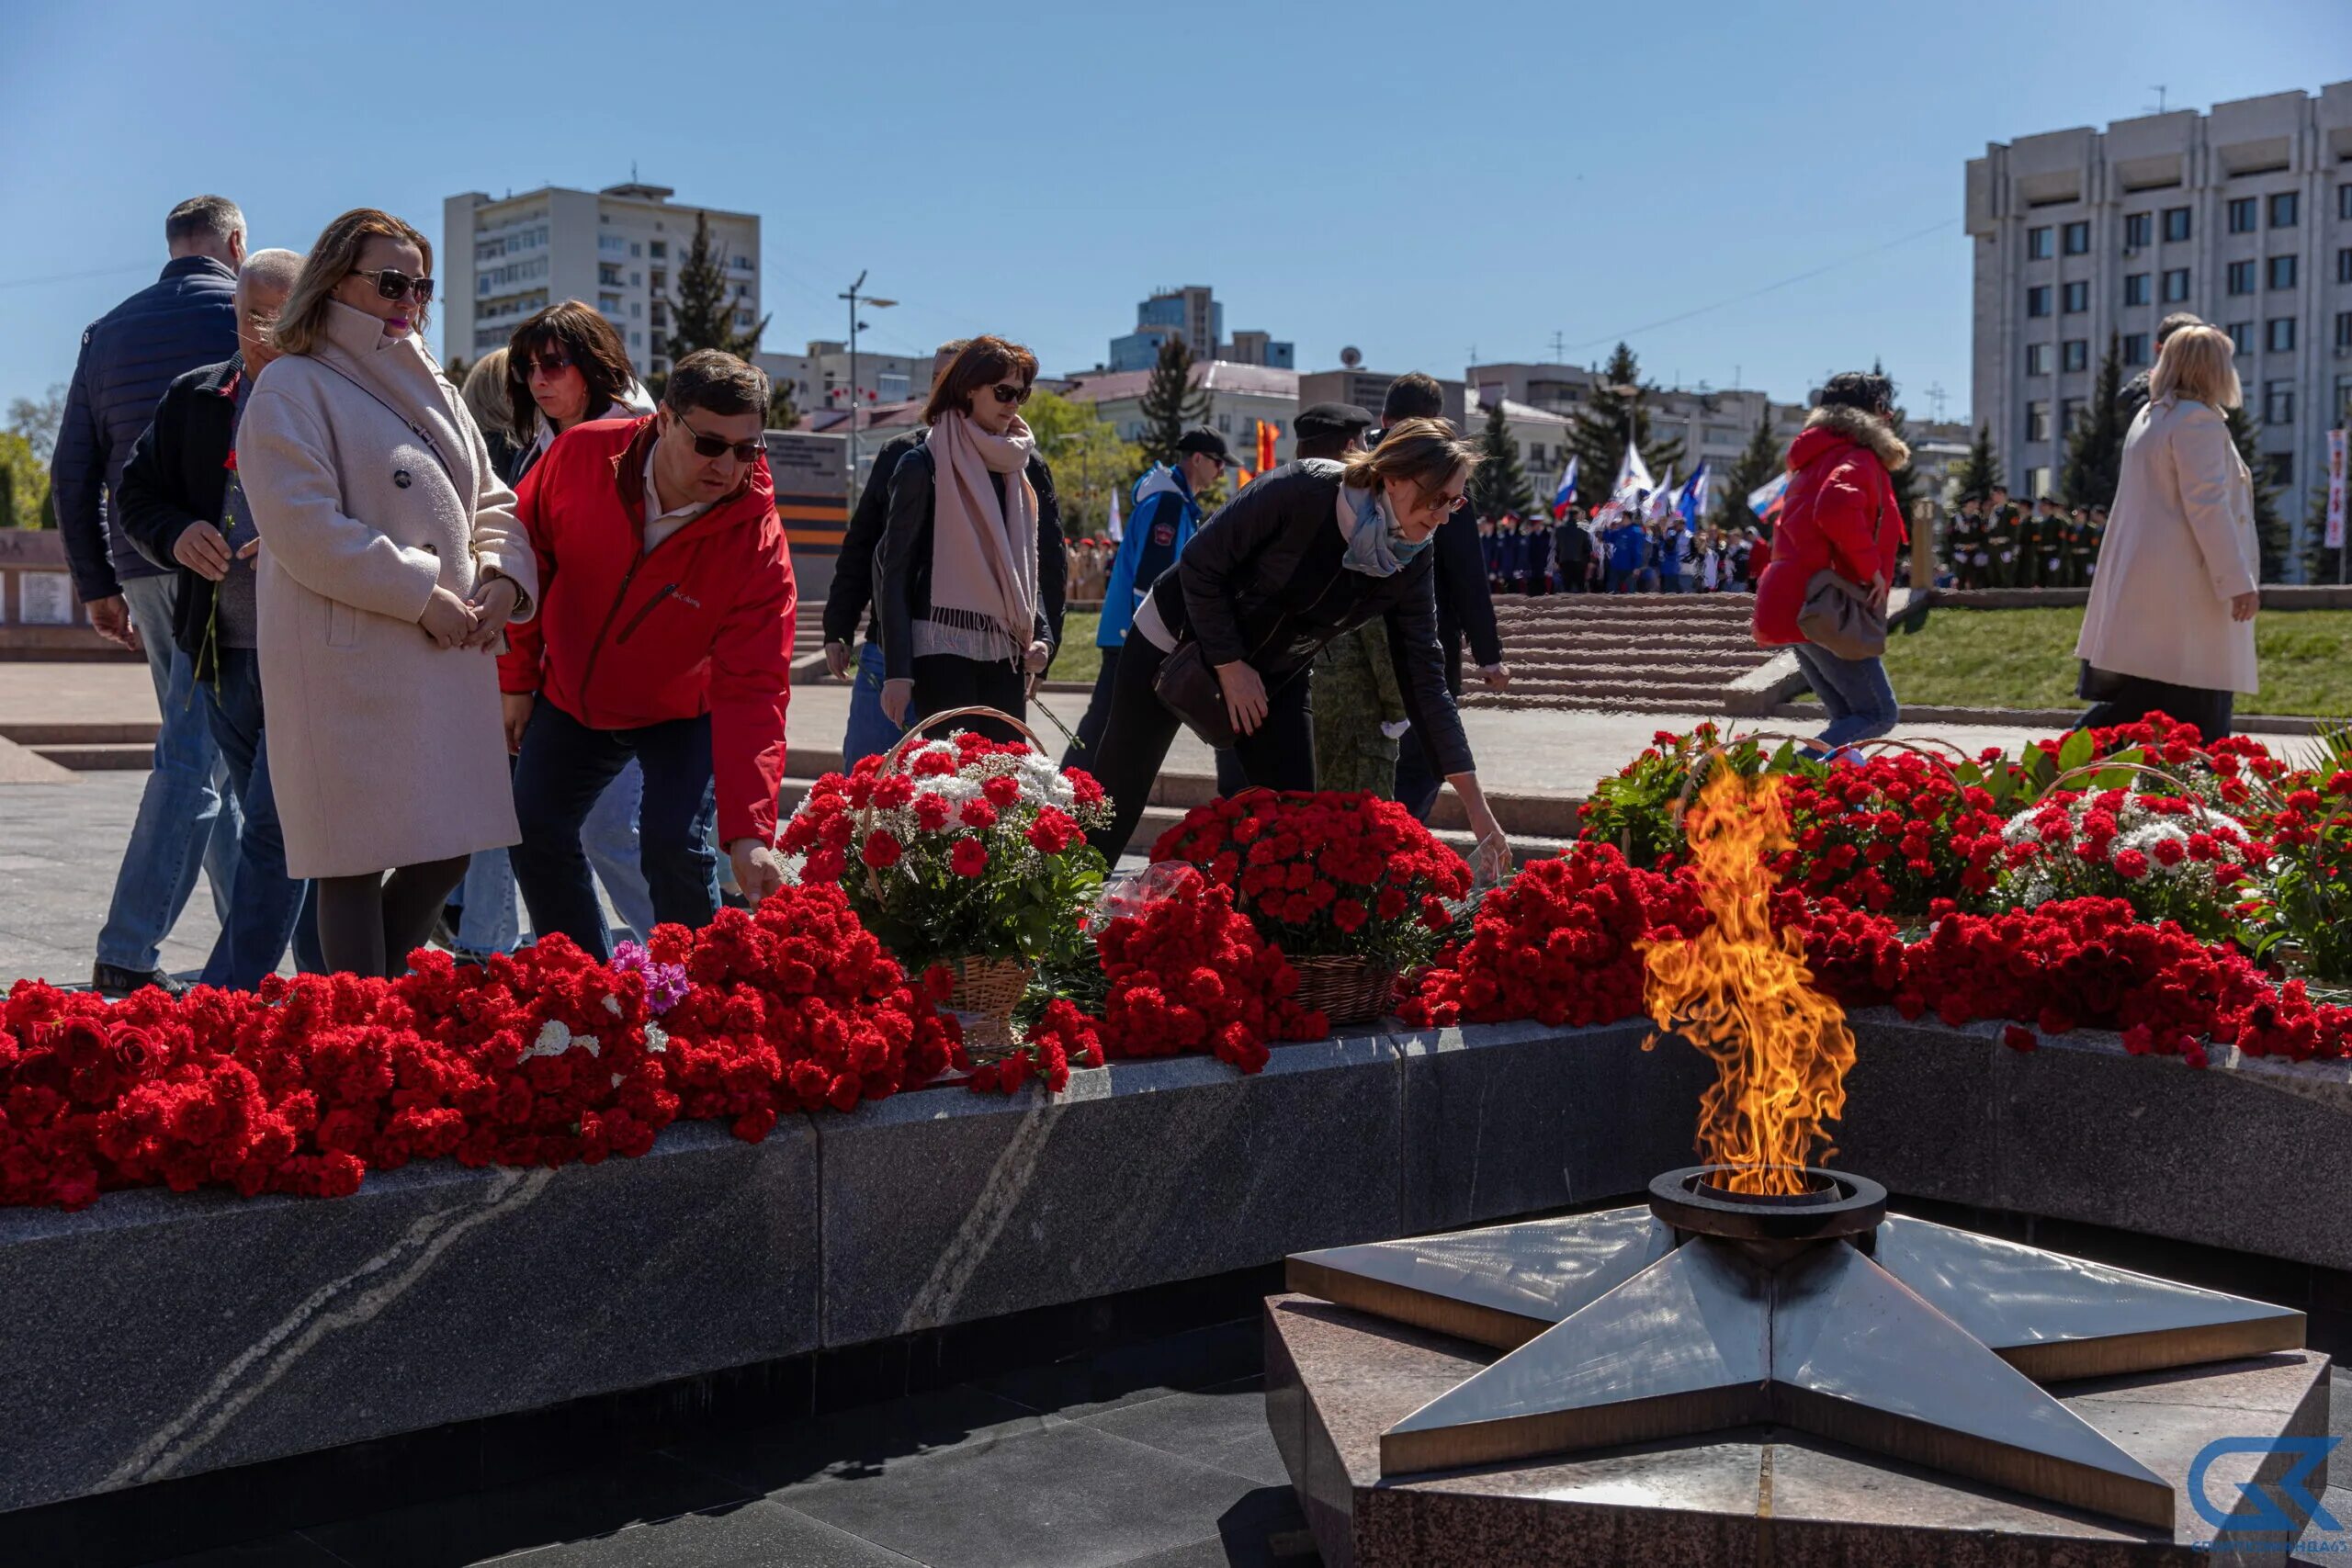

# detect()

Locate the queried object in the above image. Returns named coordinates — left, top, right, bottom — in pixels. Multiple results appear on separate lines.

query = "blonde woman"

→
left=2075, top=325, right=2257, bottom=741
left=458, top=347, right=521, bottom=485
left=237, top=209, right=537, bottom=976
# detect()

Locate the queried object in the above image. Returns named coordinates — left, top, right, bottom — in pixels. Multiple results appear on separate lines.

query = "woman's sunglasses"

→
left=523, top=352, right=574, bottom=377
left=989, top=382, right=1032, bottom=406
left=677, top=412, right=763, bottom=463
left=351, top=267, right=435, bottom=305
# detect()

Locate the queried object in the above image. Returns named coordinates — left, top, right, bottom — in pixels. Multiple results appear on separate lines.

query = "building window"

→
left=2027, top=226, right=2052, bottom=260
left=629, top=242, right=641, bottom=257
left=2265, top=381, right=2295, bottom=425
left=598, top=233, right=627, bottom=254
left=2027, top=467, right=2052, bottom=499
left=2227, top=260, right=2256, bottom=295
left=1216, top=412, right=1231, bottom=433
left=2339, top=248, right=2352, bottom=284
left=2123, top=273, right=2151, bottom=305
left=2269, top=191, right=2298, bottom=228
left=2266, top=254, right=2295, bottom=290
left=2026, top=401, right=2051, bottom=442
left=2227, top=197, right=2258, bottom=233
left=2337, top=375, right=2352, bottom=424
left=2265, top=453, right=2293, bottom=489
left=629, top=330, right=642, bottom=346
left=2060, top=397, right=2084, bottom=433
left=2161, top=267, right=2191, bottom=302
left=2062, top=280, right=2089, bottom=313
left=2062, top=220, right=2090, bottom=254
left=2266, top=317, right=2296, bottom=353
left=2025, top=343, right=2052, bottom=375
left=2062, top=339, right=2089, bottom=372
left=2122, top=211, right=2153, bottom=249
left=2026, top=285, right=2052, bottom=317
left=2162, top=206, right=2191, bottom=243
left=2122, top=333, right=2150, bottom=367
left=2341, top=184, right=2352, bottom=221
left=2228, top=321, right=2254, bottom=355
left=650, top=241, right=667, bottom=258
left=733, top=309, right=755, bottom=330
left=2337, top=311, right=2352, bottom=350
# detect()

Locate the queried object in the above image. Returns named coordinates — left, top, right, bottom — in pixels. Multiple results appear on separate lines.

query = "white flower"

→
left=603, top=994, right=623, bottom=1017
left=645, top=1022, right=669, bottom=1054
left=523, top=1019, right=602, bottom=1061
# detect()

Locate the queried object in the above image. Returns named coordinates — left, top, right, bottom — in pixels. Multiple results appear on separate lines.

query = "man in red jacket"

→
left=500, top=350, right=795, bottom=958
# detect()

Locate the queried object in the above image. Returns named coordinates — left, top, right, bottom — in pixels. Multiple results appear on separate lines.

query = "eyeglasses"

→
left=524, top=352, right=574, bottom=377
left=675, top=412, right=763, bottom=463
left=349, top=267, right=434, bottom=305
left=1416, top=486, right=1468, bottom=515
left=988, top=382, right=1033, bottom=406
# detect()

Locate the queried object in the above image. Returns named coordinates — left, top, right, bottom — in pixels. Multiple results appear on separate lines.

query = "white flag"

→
left=1644, top=466, right=1678, bottom=523
left=1106, top=480, right=1124, bottom=544
left=1614, top=438, right=1655, bottom=498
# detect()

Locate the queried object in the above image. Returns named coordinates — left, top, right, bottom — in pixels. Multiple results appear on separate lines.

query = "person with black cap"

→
left=1061, top=425, right=1233, bottom=769
left=1375, top=373, right=1509, bottom=822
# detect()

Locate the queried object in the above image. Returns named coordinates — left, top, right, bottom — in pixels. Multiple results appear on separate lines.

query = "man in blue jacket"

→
left=1060, top=426, right=1231, bottom=770
left=52, top=196, right=245, bottom=997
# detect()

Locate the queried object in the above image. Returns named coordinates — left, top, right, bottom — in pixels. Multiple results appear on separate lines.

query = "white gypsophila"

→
left=644, top=1022, right=669, bottom=1055
left=522, top=1019, right=602, bottom=1061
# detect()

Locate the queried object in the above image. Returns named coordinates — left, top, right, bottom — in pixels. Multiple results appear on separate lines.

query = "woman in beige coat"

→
left=2075, top=324, right=2258, bottom=741
left=239, top=209, right=537, bottom=976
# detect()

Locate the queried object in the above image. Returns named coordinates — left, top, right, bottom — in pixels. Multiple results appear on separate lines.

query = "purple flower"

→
left=612, top=942, right=691, bottom=1015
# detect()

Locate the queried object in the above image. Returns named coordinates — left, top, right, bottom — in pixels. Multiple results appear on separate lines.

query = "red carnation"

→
left=913, top=793, right=951, bottom=831
left=861, top=830, right=903, bottom=869
left=950, top=839, right=989, bottom=877
left=983, top=774, right=1021, bottom=807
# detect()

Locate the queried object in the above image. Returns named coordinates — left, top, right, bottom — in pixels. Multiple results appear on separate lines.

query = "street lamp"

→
left=839, top=271, right=896, bottom=511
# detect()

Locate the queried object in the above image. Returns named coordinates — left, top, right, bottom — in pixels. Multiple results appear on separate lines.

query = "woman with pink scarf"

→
left=875, top=335, right=1067, bottom=738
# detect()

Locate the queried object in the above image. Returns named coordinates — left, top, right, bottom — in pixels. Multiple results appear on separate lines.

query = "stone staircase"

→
left=1470, top=593, right=1781, bottom=714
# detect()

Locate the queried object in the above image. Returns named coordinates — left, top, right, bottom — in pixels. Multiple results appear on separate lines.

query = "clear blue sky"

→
left=4, top=0, right=2345, bottom=425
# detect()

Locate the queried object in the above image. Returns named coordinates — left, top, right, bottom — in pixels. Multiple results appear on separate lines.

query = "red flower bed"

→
left=1894, top=897, right=2352, bottom=1066
left=0, top=887, right=957, bottom=1210
left=1400, top=843, right=1704, bottom=1030
left=1151, top=790, right=1468, bottom=968
left=1091, top=870, right=1327, bottom=1075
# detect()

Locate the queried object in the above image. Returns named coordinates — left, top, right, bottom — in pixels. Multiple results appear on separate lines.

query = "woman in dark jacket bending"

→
left=1085, top=418, right=1507, bottom=878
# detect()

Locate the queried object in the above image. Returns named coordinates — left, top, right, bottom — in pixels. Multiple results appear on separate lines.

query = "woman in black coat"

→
left=1084, top=418, right=1507, bottom=876
left=874, top=336, right=1067, bottom=737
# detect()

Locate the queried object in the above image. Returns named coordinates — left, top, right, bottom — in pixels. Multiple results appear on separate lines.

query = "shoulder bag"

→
left=1795, top=483, right=1889, bottom=660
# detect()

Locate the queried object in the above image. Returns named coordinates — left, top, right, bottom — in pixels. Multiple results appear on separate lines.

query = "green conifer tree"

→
left=1469, top=397, right=1536, bottom=521
left=665, top=212, right=766, bottom=361
left=1565, top=343, right=1683, bottom=507
left=1136, top=336, right=1209, bottom=468
left=1716, top=405, right=1782, bottom=529
left=1954, top=422, right=2004, bottom=500
left=2059, top=334, right=2129, bottom=509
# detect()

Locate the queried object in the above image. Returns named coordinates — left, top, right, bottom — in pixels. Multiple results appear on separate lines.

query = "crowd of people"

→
left=1943, top=491, right=2106, bottom=590
left=46, top=195, right=2266, bottom=997
left=1480, top=512, right=1771, bottom=596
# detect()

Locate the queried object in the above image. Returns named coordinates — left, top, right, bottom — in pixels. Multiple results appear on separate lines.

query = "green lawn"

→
left=1050, top=611, right=1102, bottom=685
left=1794, top=606, right=2352, bottom=716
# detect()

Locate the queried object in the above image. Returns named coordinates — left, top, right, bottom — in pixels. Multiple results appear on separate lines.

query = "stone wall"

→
left=3, top=1011, right=2346, bottom=1516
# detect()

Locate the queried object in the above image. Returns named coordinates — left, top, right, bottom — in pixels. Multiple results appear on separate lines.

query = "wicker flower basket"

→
left=947, top=953, right=1033, bottom=1059
left=1287, top=954, right=1397, bottom=1028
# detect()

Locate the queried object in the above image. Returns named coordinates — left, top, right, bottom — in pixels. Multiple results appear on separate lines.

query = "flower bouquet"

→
left=1990, top=767, right=2266, bottom=944
left=777, top=707, right=1110, bottom=1054
left=1150, top=788, right=1470, bottom=1024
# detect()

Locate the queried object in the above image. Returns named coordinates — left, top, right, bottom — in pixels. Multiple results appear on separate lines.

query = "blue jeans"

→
left=510, top=701, right=719, bottom=961
left=1792, top=641, right=1900, bottom=750
left=196, top=649, right=305, bottom=989
left=843, top=639, right=905, bottom=767
left=97, top=575, right=237, bottom=974
left=581, top=759, right=656, bottom=942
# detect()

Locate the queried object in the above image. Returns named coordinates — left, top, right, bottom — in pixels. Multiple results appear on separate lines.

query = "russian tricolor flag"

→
left=1551, top=455, right=1577, bottom=518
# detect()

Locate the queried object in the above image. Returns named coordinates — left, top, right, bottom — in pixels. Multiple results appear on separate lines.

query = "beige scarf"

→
left=924, top=409, right=1040, bottom=658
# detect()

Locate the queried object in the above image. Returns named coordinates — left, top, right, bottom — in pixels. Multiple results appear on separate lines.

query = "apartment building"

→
left=1967, top=81, right=2352, bottom=567
left=442, top=181, right=762, bottom=381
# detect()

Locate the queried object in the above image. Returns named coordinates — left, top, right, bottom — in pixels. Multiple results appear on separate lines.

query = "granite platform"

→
left=1265, top=1292, right=2335, bottom=1567
left=3, top=1009, right=2347, bottom=1520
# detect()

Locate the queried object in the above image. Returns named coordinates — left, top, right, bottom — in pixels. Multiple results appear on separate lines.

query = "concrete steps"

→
left=1485, top=594, right=1773, bottom=714
left=0, top=720, right=160, bottom=772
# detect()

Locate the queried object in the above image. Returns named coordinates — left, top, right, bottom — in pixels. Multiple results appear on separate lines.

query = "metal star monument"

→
left=1288, top=1165, right=2303, bottom=1529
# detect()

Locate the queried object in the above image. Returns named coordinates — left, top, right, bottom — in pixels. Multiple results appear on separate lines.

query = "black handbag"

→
left=1151, top=639, right=1238, bottom=750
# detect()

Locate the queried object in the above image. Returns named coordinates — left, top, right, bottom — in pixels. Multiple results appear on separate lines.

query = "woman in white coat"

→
left=238, top=209, right=538, bottom=976
left=2075, top=325, right=2258, bottom=741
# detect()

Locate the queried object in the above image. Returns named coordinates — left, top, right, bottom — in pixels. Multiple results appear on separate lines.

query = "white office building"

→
left=1967, top=81, right=2352, bottom=568
left=442, top=181, right=762, bottom=380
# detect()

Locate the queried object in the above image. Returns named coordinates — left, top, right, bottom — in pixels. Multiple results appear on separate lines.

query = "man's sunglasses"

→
left=350, top=267, right=434, bottom=304
left=989, top=382, right=1033, bottom=406
left=677, top=412, right=763, bottom=463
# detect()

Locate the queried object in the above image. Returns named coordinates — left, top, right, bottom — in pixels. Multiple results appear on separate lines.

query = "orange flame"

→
left=1643, top=769, right=1856, bottom=1197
